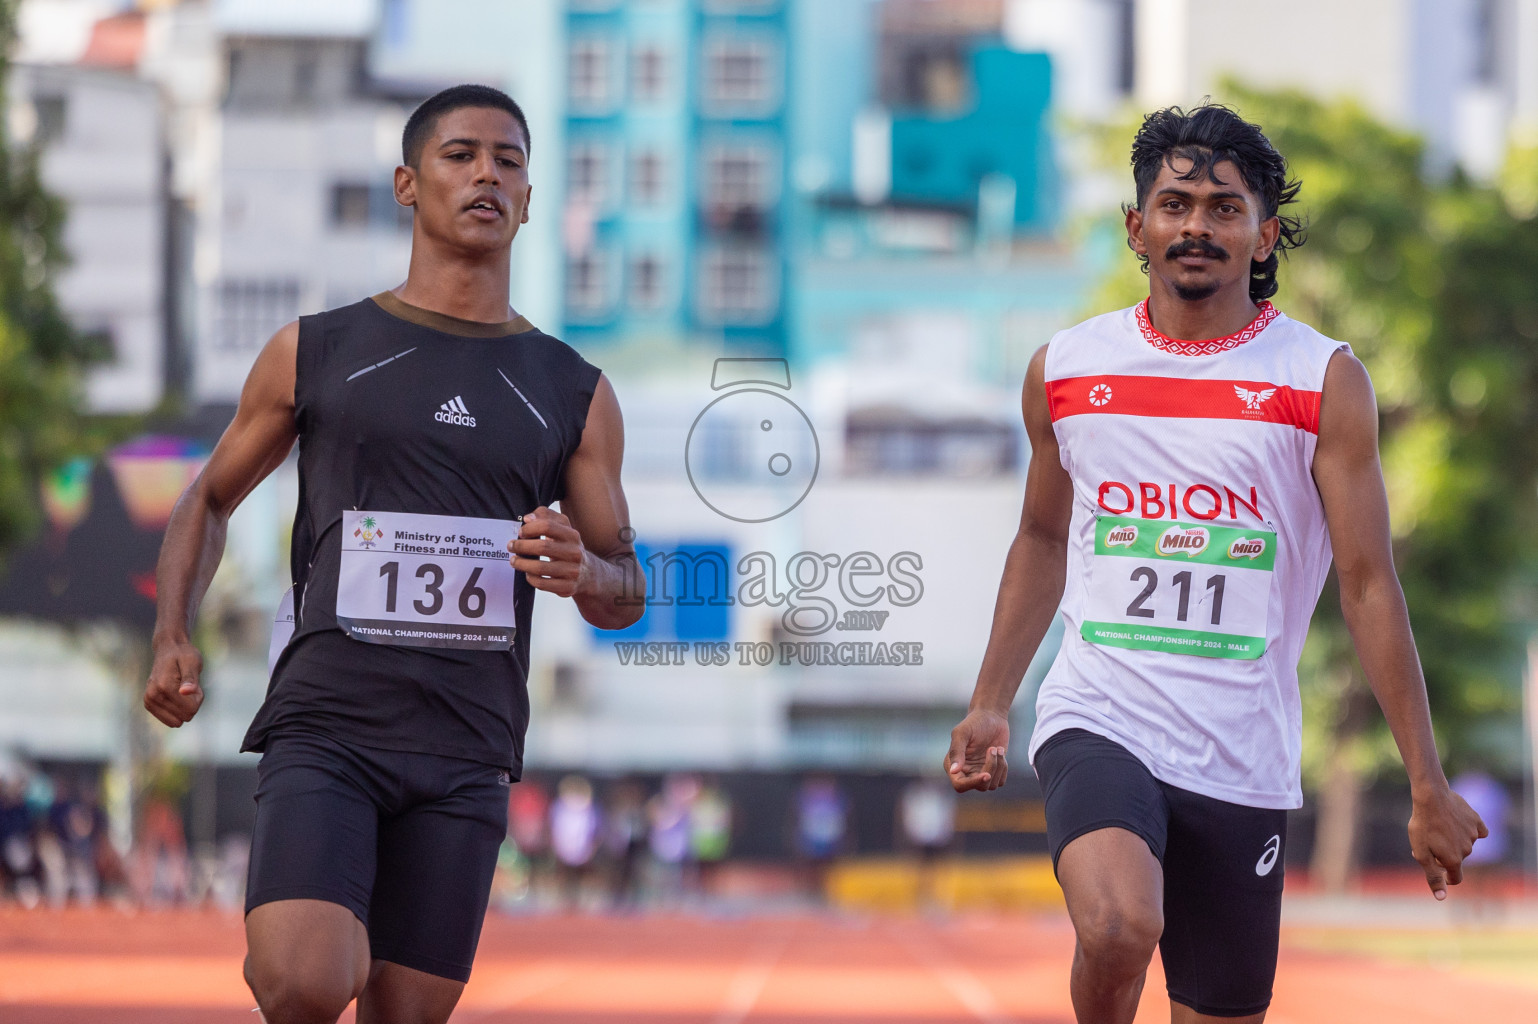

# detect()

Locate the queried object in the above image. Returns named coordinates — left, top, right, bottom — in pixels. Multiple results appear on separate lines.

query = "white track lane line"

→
left=898, top=922, right=1021, bottom=1024
left=712, top=923, right=795, bottom=1024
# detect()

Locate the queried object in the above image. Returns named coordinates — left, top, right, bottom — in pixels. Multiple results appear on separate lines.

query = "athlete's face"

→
left=395, top=107, right=531, bottom=254
left=1125, top=156, right=1280, bottom=303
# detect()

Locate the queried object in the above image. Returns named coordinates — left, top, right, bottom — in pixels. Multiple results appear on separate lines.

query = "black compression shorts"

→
left=1034, top=728, right=1287, bottom=1018
left=245, top=732, right=509, bottom=982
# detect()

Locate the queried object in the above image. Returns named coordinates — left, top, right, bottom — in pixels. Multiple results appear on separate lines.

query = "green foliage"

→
left=1088, top=84, right=1537, bottom=775
left=0, top=0, right=109, bottom=553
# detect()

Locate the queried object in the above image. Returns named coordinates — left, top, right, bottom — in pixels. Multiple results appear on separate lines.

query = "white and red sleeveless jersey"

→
left=1028, top=299, right=1349, bottom=808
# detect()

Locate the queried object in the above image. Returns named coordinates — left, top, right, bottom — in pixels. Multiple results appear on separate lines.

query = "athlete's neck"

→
left=394, top=247, right=518, bottom=324
left=1145, top=279, right=1260, bottom=342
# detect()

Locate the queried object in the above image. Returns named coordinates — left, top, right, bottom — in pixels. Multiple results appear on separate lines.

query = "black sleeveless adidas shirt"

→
left=241, top=293, right=601, bottom=773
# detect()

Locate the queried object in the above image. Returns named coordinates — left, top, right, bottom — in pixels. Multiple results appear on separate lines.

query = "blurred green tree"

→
left=1087, top=84, right=1537, bottom=890
left=0, top=1, right=110, bottom=556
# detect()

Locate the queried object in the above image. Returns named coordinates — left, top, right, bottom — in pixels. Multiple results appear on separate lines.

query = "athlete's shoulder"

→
left=517, top=326, right=603, bottom=379
left=1264, top=309, right=1352, bottom=386
left=1043, top=304, right=1139, bottom=379
left=313, top=295, right=381, bottom=324
left=1267, top=309, right=1346, bottom=350
left=1054, top=304, right=1139, bottom=343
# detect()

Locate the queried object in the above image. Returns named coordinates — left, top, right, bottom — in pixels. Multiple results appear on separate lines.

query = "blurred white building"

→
left=1129, top=0, right=1538, bottom=178
left=9, top=22, right=169, bottom=414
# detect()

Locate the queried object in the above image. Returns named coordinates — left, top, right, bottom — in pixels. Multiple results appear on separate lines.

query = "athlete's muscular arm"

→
left=945, top=345, right=1074, bottom=793
left=1312, top=351, right=1486, bottom=899
left=144, top=323, right=299, bottom=728
left=510, top=373, right=643, bottom=629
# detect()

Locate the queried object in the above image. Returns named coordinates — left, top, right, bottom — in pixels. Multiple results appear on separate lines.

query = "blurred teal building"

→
left=561, top=0, right=792, bottom=356
left=555, top=0, right=1083, bottom=382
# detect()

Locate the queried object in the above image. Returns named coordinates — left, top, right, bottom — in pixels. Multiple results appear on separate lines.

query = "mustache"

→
left=1165, top=239, right=1230, bottom=262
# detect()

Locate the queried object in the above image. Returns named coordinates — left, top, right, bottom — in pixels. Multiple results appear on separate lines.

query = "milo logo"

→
left=1157, top=526, right=1209, bottom=557
left=1106, top=524, right=1139, bottom=548
left=1228, top=536, right=1266, bottom=560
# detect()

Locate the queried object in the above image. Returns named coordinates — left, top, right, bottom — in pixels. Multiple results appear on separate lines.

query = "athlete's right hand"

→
left=1408, top=783, right=1487, bottom=901
left=945, top=708, right=1010, bottom=793
left=143, top=638, right=205, bottom=727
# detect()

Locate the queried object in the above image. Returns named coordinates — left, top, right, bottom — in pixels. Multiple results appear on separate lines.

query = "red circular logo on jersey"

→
left=1088, top=384, right=1112, bottom=406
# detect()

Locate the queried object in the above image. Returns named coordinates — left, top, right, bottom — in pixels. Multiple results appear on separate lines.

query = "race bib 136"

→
left=336, top=509, right=520, bottom=650
left=1080, top=515, right=1275, bottom=660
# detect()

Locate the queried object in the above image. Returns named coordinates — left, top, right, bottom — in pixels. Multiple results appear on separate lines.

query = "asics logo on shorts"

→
left=435, top=395, right=476, bottom=428
left=1255, top=834, right=1281, bottom=876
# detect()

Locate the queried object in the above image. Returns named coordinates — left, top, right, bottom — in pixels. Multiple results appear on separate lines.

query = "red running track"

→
left=0, top=906, right=1533, bottom=1023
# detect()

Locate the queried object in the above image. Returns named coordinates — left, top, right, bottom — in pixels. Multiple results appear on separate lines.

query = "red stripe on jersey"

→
left=1048, top=375, right=1322, bottom=433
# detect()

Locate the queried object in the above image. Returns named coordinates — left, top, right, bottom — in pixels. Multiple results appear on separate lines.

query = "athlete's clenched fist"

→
left=945, top=708, right=1011, bottom=793
left=509, top=506, right=588, bottom=598
left=144, top=637, right=205, bottom=727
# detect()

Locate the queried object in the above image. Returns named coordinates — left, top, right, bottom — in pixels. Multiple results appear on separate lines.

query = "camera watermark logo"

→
left=612, top=547, right=926, bottom=667
left=685, top=358, right=819, bottom=523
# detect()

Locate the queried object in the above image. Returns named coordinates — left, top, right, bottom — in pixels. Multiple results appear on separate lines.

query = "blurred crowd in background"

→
left=0, top=755, right=968, bottom=914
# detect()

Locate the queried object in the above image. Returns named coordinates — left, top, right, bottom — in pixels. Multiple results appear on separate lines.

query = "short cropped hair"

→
left=401, top=84, right=530, bottom=167
left=1128, top=103, right=1304, bottom=302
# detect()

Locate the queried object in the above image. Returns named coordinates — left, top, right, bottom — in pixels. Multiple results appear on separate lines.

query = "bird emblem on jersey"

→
left=1234, top=385, right=1276, bottom=410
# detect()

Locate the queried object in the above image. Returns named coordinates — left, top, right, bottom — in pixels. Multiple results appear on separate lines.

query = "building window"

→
left=332, top=183, right=371, bottom=227
left=214, top=279, right=300, bottom=353
left=566, top=249, right=614, bottom=319
left=630, top=149, right=667, bottom=206
left=632, top=44, right=668, bottom=101
left=1475, top=0, right=1500, bottom=85
left=704, top=144, right=774, bottom=209
left=33, top=94, right=67, bottom=146
left=629, top=253, right=667, bottom=312
left=331, top=182, right=411, bottom=231
left=700, top=247, right=775, bottom=323
left=703, top=37, right=777, bottom=112
left=704, top=0, right=780, bottom=11
left=567, top=141, right=612, bottom=207
left=569, top=36, right=617, bottom=110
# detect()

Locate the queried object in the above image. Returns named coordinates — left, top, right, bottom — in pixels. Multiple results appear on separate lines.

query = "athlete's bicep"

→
left=1019, top=345, right=1073, bottom=546
left=559, top=374, right=635, bottom=561
left=1312, top=350, right=1394, bottom=589
left=198, top=321, right=300, bottom=515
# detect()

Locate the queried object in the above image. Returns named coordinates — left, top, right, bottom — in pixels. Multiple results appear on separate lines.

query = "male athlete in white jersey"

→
left=943, top=105, right=1486, bottom=1023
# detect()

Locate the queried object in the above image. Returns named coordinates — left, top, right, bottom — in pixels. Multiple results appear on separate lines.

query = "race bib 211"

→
left=1080, top=516, right=1275, bottom=660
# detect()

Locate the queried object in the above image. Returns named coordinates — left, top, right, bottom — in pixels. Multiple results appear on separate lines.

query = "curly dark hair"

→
left=1127, top=104, right=1305, bottom=302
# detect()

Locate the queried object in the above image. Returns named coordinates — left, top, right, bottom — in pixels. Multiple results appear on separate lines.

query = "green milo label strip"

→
left=1080, top=621, right=1267, bottom=660
left=1094, top=516, right=1276, bottom=572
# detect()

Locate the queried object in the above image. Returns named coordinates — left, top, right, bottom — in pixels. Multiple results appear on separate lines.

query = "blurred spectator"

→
left=900, top=778, right=956, bottom=910
left=690, top=778, right=732, bottom=895
left=0, top=770, right=41, bottom=907
left=899, top=778, right=956, bottom=858
left=1451, top=770, right=1511, bottom=914
left=795, top=775, right=848, bottom=898
left=509, top=778, right=550, bottom=860
left=508, top=778, right=551, bottom=897
left=132, top=762, right=191, bottom=906
left=550, top=775, right=601, bottom=907
left=648, top=775, right=698, bottom=905
left=46, top=779, right=106, bottom=907
left=604, top=780, right=649, bottom=909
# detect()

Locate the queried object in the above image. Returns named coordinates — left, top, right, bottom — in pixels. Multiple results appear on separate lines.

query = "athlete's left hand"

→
left=509, top=506, right=588, bottom=598
left=1408, top=783, right=1487, bottom=900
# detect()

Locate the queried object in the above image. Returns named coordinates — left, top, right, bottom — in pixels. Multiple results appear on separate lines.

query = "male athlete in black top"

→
left=143, top=85, right=643, bottom=1024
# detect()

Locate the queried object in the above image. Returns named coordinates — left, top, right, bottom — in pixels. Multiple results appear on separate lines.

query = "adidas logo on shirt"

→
left=434, top=395, right=477, bottom=428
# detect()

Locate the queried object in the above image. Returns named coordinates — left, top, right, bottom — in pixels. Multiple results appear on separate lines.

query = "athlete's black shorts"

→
left=1034, top=729, right=1287, bottom=1018
left=245, top=731, right=509, bottom=982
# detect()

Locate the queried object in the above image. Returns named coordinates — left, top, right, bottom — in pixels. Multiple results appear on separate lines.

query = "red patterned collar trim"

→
left=1135, top=298, right=1280, bottom=356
